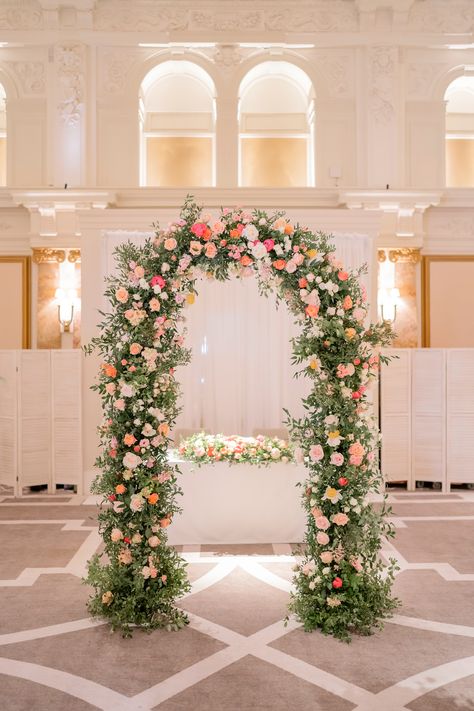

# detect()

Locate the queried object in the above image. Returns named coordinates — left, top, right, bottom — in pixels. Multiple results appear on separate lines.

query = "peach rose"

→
left=130, top=343, right=143, bottom=355
left=189, top=241, right=202, bottom=256
left=272, top=259, right=286, bottom=270
left=164, top=237, right=177, bottom=250
left=240, top=255, right=253, bottom=267
left=305, top=304, right=320, bottom=318
left=148, top=535, right=160, bottom=548
left=343, top=295, right=353, bottom=310
left=102, top=591, right=113, bottom=606
left=332, top=512, right=349, bottom=526
left=149, top=298, right=161, bottom=312
left=320, top=551, right=333, bottom=564
left=105, top=382, right=116, bottom=394
left=205, top=242, right=217, bottom=259
left=159, top=517, right=171, bottom=528
left=115, top=287, right=129, bottom=303
left=118, top=548, right=133, bottom=565
left=310, top=444, right=324, bottom=462
left=348, top=442, right=365, bottom=457
left=316, top=531, right=330, bottom=545
left=123, top=433, right=136, bottom=446
left=115, top=483, right=126, bottom=495
left=110, top=528, right=123, bottom=542
left=315, top=516, right=330, bottom=530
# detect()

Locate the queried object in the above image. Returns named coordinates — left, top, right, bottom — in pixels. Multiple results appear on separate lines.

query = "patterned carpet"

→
left=0, top=490, right=474, bottom=711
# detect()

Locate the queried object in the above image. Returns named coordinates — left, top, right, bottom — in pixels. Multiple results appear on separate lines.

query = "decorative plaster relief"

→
left=93, top=1, right=358, bottom=33
left=213, top=44, right=244, bottom=70
left=315, top=53, right=353, bottom=97
left=94, top=2, right=188, bottom=31
left=100, top=50, right=136, bottom=95
left=55, top=44, right=85, bottom=126
left=369, top=46, right=397, bottom=125
left=409, top=0, right=474, bottom=33
left=406, top=62, right=450, bottom=100
left=265, top=3, right=358, bottom=32
left=0, top=1, right=43, bottom=29
left=6, top=62, right=45, bottom=95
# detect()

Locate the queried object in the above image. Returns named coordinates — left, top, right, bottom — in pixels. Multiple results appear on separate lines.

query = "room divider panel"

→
left=0, top=349, right=82, bottom=495
left=381, top=348, right=474, bottom=491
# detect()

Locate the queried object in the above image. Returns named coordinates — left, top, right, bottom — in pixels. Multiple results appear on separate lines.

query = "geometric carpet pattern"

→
left=1, top=491, right=474, bottom=710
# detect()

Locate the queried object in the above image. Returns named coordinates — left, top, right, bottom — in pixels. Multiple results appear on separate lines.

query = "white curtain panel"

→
left=174, top=232, right=373, bottom=437
left=103, top=229, right=372, bottom=437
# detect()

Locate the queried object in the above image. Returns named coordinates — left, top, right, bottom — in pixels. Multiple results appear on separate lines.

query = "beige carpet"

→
left=0, top=490, right=473, bottom=710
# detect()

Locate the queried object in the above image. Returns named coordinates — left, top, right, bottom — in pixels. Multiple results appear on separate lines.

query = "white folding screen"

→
left=380, top=349, right=411, bottom=484
left=381, top=348, right=474, bottom=491
left=51, top=350, right=82, bottom=489
left=0, top=350, right=18, bottom=490
left=0, top=350, right=82, bottom=495
left=446, top=350, right=474, bottom=487
left=411, top=349, right=446, bottom=485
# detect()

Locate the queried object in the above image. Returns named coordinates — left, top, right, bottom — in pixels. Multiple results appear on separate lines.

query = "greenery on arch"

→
left=85, top=197, right=398, bottom=639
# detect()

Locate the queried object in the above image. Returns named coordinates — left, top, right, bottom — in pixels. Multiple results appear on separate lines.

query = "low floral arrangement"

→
left=176, top=433, right=294, bottom=466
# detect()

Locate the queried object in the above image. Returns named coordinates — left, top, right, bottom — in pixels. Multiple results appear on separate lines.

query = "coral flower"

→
left=115, top=483, right=126, bottom=495
left=159, top=517, right=171, bottom=528
left=123, top=434, right=136, bottom=446
left=103, top=364, right=117, bottom=378
left=148, top=493, right=159, bottom=505
left=240, top=255, right=253, bottom=267
left=332, top=577, right=343, bottom=589
left=305, top=304, right=320, bottom=318
left=272, top=259, right=286, bottom=270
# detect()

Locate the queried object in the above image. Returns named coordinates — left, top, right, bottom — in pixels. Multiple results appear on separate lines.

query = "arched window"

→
left=238, top=62, right=314, bottom=188
left=140, top=61, right=215, bottom=187
left=0, top=83, right=6, bottom=186
left=445, top=76, right=474, bottom=187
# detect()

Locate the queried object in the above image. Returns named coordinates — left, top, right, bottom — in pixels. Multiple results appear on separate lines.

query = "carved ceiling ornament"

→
left=409, top=0, right=474, bottom=33
left=369, top=46, right=397, bottom=125
left=55, top=43, right=85, bottom=126
left=213, top=44, right=244, bottom=70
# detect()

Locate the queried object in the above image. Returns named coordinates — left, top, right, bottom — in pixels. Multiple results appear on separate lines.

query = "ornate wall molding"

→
left=315, top=53, right=353, bottom=97
left=409, top=0, right=474, bottom=33
left=0, top=1, right=43, bottom=30
left=213, top=44, right=244, bottom=71
left=55, top=44, right=85, bottom=126
left=68, top=248, right=81, bottom=263
left=368, top=46, right=397, bottom=125
left=6, top=61, right=45, bottom=95
left=32, top=248, right=66, bottom=264
left=378, top=248, right=421, bottom=263
left=406, top=62, right=450, bottom=100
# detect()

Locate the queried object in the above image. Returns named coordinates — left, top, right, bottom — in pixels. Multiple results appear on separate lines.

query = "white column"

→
left=215, top=89, right=239, bottom=187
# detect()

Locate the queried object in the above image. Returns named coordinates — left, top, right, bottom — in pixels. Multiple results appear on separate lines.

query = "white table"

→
left=166, top=459, right=307, bottom=544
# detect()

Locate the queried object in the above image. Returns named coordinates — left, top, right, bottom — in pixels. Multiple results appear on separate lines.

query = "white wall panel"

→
left=18, top=350, right=51, bottom=489
left=51, top=350, right=82, bottom=492
left=380, top=349, right=411, bottom=484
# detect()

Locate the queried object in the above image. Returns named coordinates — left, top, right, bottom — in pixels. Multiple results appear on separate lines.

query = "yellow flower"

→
left=306, top=249, right=318, bottom=260
left=186, top=293, right=195, bottom=305
left=309, top=357, right=320, bottom=370
left=345, top=327, right=357, bottom=340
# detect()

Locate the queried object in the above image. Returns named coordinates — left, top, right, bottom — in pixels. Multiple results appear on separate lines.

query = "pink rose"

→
left=113, top=398, right=125, bottom=411
left=164, top=238, right=177, bottom=251
left=263, top=239, right=275, bottom=252
left=338, top=271, right=348, bottom=281
left=148, top=535, right=160, bottom=548
left=191, top=222, right=208, bottom=237
left=330, top=453, right=344, bottom=467
left=105, top=383, right=116, bottom=394
left=150, top=275, right=165, bottom=289
left=349, top=455, right=363, bottom=466
left=310, top=444, right=324, bottom=462
left=205, top=242, right=217, bottom=259
left=134, top=266, right=145, bottom=279
left=293, top=252, right=304, bottom=266
left=316, top=531, right=330, bottom=545
left=115, top=287, right=129, bottom=303
left=353, top=307, right=366, bottom=322
left=285, top=260, right=297, bottom=274
left=332, top=512, right=349, bottom=526
left=315, top=516, right=330, bottom=530
left=213, top=221, right=225, bottom=235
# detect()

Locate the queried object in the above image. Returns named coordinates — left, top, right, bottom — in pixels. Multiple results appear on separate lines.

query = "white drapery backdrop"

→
left=103, top=230, right=373, bottom=438
left=173, top=233, right=373, bottom=438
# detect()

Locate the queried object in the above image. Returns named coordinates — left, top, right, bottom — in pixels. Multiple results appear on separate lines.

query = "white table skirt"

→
left=166, top=459, right=307, bottom=544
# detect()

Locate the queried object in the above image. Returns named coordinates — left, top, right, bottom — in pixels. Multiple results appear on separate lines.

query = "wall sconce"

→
left=378, top=287, right=400, bottom=323
left=55, top=287, right=76, bottom=332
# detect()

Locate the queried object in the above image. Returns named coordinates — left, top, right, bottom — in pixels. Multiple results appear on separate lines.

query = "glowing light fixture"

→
left=378, top=287, right=400, bottom=323
left=55, top=287, right=76, bottom=332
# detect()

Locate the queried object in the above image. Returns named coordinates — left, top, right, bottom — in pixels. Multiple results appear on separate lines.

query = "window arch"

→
left=238, top=61, right=315, bottom=188
left=140, top=61, right=215, bottom=187
left=445, top=76, right=474, bottom=187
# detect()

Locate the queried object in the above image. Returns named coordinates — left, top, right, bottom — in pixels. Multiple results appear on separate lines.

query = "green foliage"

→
left=85, top=195, right=398, bottom=639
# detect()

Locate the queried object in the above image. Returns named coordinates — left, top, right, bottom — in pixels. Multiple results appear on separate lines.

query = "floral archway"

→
left=86, top=198, right=397, bottom=640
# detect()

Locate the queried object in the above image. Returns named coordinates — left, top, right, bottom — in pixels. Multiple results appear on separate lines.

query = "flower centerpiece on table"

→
left=176, top=433, right=294, bottom=466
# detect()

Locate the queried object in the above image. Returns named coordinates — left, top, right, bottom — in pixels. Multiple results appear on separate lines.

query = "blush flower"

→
left=309, top=444, right=324, bottom=462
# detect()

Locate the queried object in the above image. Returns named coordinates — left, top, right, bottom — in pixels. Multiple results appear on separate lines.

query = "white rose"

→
left=251, top=241, right=267, bottom=260
left=243, top=224, right=259, bottom=240
left=123, top=452, right=142, bottom=470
